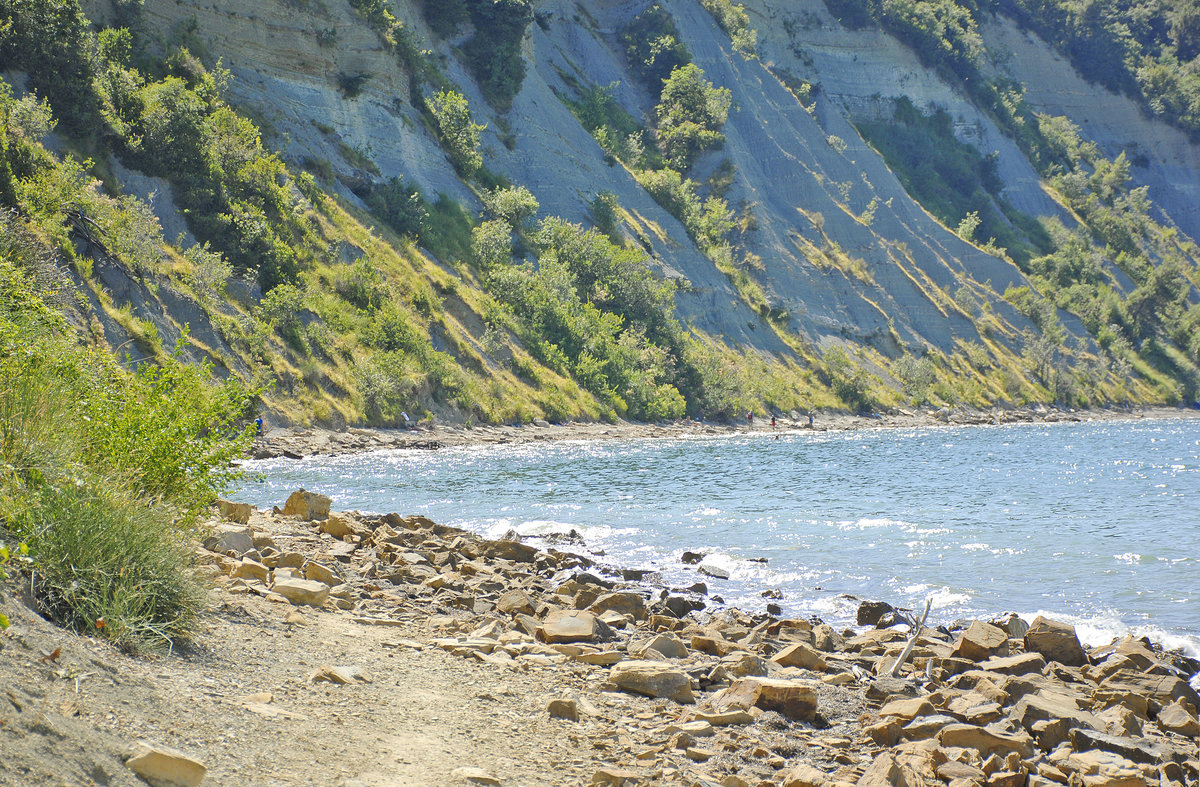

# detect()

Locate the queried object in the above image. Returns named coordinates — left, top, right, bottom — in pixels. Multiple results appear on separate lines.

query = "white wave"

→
left=1113, top=552, right=1143, bottom=565
left=482, top=519, right=636, bottom=541
left=1021, top=608, right=1200, bottom=661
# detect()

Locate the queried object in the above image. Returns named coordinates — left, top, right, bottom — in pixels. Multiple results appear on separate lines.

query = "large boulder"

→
left=770, top=642, right=826, bottom=671
left=203, top=524, right=255, bottom=556
left=271, top=577, right=330, bottom=607
left=856, top=600, right=895, bottom=626
left=1023, top=616, right=1087, bottom=666
left=937, top=723, right=1034, bottom=758
left=282, top=489, right=331, bottom=521
left=711, top=677, right=819, bottom=721
left=215, top=499, right=251, bottom=524
left=952, top=621, right=1010, bottom=661
left=538, top=610, right=600, bottom=644
left=609, top=661, right=694, bottom=703
left=589, top=591, right=647, bottom=620
left=480, top=538, right=539, bottom=563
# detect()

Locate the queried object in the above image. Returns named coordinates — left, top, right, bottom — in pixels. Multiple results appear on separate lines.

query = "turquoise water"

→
left=232, top=417, right=1200, bottom=656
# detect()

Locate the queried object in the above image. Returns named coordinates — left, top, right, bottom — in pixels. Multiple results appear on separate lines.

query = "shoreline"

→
left=250, top=404, right=1200, bottom=461
left=3, top=491, right=1198, bottom=785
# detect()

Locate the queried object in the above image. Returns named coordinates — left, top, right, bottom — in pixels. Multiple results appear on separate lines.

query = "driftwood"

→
left=887, top=597, right=932, bottom=678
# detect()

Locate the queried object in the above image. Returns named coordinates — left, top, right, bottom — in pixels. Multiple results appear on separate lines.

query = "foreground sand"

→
left=2, top=491, right=1197, bottom=787
left=250, top=406, right=1200, bottom=460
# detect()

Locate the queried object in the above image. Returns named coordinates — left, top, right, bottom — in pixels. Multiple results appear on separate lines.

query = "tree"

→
left=426, top=90, right=484, bottom=176
left=655, top=64, right=732, bottom=169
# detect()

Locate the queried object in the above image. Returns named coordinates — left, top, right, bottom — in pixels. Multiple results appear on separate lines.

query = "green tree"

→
left=655, top=64, right=732, bottom=169
left=426, top=89, right=485, bottom=176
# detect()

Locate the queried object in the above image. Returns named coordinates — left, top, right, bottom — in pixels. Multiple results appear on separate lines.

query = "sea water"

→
left=232, top=417, right=1200, bottom=657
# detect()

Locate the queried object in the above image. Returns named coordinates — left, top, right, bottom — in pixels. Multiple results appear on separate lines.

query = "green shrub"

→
left=0, top=251, right=253, bottom=651
left=656, top=64, right=732, bottom=170
left=460, top=0, right=533, bottom=110
left=482, top=185, right=539, bottom=229
left=426, top=90, right=485, bottom=176
left=623, top=4, right=692, bottom=90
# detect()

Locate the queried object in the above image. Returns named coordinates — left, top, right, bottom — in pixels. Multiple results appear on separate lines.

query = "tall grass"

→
left=0, top=231, right=253, bottom=652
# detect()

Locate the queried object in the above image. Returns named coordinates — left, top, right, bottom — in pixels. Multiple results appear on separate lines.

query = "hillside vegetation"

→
left=0, top=0, right=1197, bottom=442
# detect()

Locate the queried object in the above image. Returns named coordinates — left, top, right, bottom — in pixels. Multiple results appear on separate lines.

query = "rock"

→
left=720, top=651, right=768, bottom=678
left=699, top=564, right=730, bottom=580
left=589, top=591, right=647, bottom=620
left=685, top=747, right=714, bottom=762
left=681, top=551, right=706, bottom=564
left=1101, top=668, right=1200, bottom=708
left=125, top=742, right=207, bottom=787
left=662, top=594, right=705, bottom=617
left=1156, top=699, right=1200, bottom=736
left=691, top=635, right=738, bottom=657
left=230, top=558, right=269, bottom=583
left=631, top=633, right=689, bottom=659
left=994, top=613, right=1030, bottom=638
left=451, top=766, right=501, bottom=785
left=271, top=577, right=330, bottom=607
left=590, top=767, right=641, bottom=786
left=856, top=753, right=902, bottom=787
left=812, top=623, right=844, bottom=652
left=771, top=642, right=827, bottom=671
left=538, top=610, right=600, bottom=643
left=215, top=499, right=251, bottom=524
left=609, top=661, right=695, bottom=704
left=979, top=652, right=1046, bottom=675
left=866, top=717, right=903, bottom=746
left=712, top=677, right=818, bottom=721
left=1010, top=692, right=1100, bottom=736
left=547, top=697, right=579, bottom=721
left=938, top=723, right=1034, bottom=759
left=495, top=589, right=534, bottom=616
left=574, top=650, right=624, bottom=666
left=282, top=489, right=331, bottom=521
left=692, top=709, right=754, bottom=726
left=1023, top=616, right=1087, bottom=666
left=320, top=513, right=355, bottom=539
left=308, top=665, right=370, bottom=684
left=782, top=763, right=829, bottom=787
left=303, top=561, right=340, bottom=586
left=856, top=600, right=895, bottom=627
left=1068, top=728, right=1170, bottom=765
left=879, top=697, right=936, bottom=721
left=480, top=539, right=539, bottom=563
left=952, top=621, right=1010, bottom=661
left=937, top=761, right=986, bottom=783
left=1061, top=750, right=1145, bottom=786
left=900, top=714, right=957, bottom=740
left=203, top=524, right=255, bottom=556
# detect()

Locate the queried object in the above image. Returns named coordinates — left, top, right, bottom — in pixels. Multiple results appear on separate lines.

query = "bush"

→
left=0, top=253, right=253, bottom=651
left=656, top=64, right=732, bottom=170
left=623, top=4, right=692, bottom=90
left=426, top=90, right=485, bottom=176
left=482, top=185, right=539, bottom=229
left=460, top=0, right=533, bottom=110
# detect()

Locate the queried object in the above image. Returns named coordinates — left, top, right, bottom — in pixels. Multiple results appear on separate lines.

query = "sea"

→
left=231, top=416, right=1200, bottom=662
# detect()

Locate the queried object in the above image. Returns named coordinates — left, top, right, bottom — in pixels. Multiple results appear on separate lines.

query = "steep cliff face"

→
left=981, top=16, right=1200, bottom=245
left=103, top=0, right=1053, bottom=356
left=55, top=0, right=1198, bottom=418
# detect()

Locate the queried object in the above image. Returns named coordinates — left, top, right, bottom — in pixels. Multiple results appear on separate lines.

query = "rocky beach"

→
left=2, top=488, right=1196, bottom=786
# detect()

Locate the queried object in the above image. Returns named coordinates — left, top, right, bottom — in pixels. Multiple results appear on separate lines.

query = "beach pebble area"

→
left=5, top=486, right=1193, bottom=786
